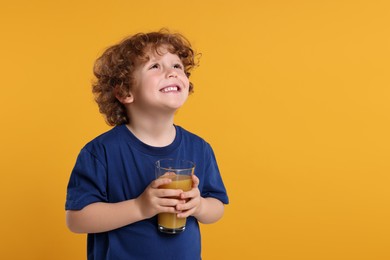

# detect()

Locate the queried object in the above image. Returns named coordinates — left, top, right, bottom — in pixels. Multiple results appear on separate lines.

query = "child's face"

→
left=129, top=46, right=190, bottom=114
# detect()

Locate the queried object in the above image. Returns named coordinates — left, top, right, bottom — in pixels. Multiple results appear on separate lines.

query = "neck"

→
left=126, top=113, right=176, bottom=147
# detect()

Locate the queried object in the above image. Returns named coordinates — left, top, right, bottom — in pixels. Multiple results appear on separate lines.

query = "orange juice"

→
left=158, top=174, right=193, bottom=231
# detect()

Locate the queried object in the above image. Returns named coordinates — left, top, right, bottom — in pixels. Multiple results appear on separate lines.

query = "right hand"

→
left=135, top=177, right=185, bottom=219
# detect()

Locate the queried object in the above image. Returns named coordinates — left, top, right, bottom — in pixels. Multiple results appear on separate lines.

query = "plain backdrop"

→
left=0, top=0, right=389, bottom=259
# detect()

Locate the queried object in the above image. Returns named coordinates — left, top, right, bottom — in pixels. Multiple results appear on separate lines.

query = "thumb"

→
left=192, top=174, right=199, bottom=188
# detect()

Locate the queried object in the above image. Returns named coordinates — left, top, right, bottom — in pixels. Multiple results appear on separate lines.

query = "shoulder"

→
left=176, top=125, right=213, bottom=151
left=83, top=125, right=128, bottom=154
left=177, top=125, right=205, bottom=142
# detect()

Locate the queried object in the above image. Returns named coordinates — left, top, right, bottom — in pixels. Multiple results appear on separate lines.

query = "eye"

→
left=149, top=63, right=159, bottom=70
left=173, top=63, right=183, bottom=70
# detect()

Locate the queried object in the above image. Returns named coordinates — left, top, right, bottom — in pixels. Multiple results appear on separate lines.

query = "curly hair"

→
left=92, top=29, right=199, bottom=126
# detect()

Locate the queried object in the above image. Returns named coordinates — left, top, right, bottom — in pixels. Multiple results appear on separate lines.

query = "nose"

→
left=166, top=68, right=178, bottom=78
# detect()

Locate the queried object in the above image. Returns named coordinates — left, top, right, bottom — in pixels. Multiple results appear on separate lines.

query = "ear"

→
left=114, top=86, right=134, bottom=104
left=116, top=92, right=134, bottom=104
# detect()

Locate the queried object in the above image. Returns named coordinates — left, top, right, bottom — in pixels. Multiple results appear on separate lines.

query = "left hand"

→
left=176, top=174, right=202, bottom=218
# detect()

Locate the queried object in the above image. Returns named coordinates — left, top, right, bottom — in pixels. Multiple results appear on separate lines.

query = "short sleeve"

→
left=65, top=147, right=108, bottom=210
left=201, top=144, right=229, bottom=204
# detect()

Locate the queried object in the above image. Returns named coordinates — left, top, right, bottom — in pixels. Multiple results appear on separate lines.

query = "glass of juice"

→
left=155, top=159, right=195, bottom=234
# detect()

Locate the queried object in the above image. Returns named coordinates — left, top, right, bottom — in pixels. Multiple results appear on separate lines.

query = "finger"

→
left=159, top=197, right=185, bottom=207
left=180, top=188, right=199, bottom=199
left=157, top=189, right=183, bottom=198
left=179, top=190, right=192, bottom=199
left=177, top=208, right=195, bottom=218
left=164, top=171, right=176, bottom=176
left=150, top=177, right=171, bottom=189
left=159, top=205, right=181, bottom=214
left=192, top=174, right=199, bottom=187
left=176, top=198, right=195, bottom=211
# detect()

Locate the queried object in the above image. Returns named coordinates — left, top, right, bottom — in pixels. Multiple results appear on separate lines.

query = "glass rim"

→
left=155, top=158, right=195, bottom=171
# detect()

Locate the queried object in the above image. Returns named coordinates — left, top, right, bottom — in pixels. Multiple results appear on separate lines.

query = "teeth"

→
left=161, top=86, right=178, bottom=92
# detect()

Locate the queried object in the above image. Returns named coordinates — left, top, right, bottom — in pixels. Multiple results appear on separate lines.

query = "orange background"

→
left=1, top=0, right=389, bottom=259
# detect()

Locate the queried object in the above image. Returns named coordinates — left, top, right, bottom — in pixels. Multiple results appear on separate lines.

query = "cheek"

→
left=140, top=77, right=157, bottom=90
left=183, top=77, right=190, bottom=89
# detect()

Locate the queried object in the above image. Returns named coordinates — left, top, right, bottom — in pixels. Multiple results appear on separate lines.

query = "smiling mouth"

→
left=160, top=85, right=181, bottom=93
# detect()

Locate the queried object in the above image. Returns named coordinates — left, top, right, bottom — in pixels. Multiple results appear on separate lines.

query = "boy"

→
left=65, top=30, right=229, bottom=260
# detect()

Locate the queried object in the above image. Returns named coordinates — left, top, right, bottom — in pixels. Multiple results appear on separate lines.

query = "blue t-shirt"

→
left=65, top=124, right=229, bottom=260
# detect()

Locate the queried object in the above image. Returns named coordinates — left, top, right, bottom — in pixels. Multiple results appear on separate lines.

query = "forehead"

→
left=144, top=45, right=180, bottom=60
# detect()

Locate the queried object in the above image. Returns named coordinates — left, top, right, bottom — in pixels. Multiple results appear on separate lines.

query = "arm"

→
left=66, top=177, right=185, bottom=234
left=190, top=197, right=225, bottom=224
left=66, top=200, right=141, bottom=234
left=176, top=175, right=225, bottom=224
